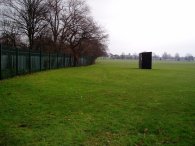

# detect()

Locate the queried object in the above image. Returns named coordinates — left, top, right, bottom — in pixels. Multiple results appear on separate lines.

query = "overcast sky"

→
left=87, top=0, right=195, bottom=56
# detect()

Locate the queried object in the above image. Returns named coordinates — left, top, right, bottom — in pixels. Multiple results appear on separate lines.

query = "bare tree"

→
left=185, top=54, right=194, bottom=61
left=60, top=0, right=90, bottom=66
left=33, top=26, right=53, bottom=51
left=1, top=0, right=109, bottom=65
left=80, top=23, right=108, bottom=60
left=2, top=0, right=48, bottom=50
left=46, top=0, right=63, bottom=51
left=162, top=52, right=172, bottom=60
left=82, top=38, right=108, bottom=58
left=175, top=53, right=180, bottom=61
left=60, top=0, right=108, bottom=66
left=0, top=19, right=21, bottom=47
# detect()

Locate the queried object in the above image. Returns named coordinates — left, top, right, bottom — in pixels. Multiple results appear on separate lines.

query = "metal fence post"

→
left=49, top=52, right=51, bottom=69
left=16, top=47, right=18, bottom=75
left=63, top=53, right=65, bottom=67
left=40, top=48, right=42, bottom=71
left=57, top=52, right=59, bottom=68
left=0, top=44, right=2, bottom=80
left=69, top=55, right=71, bottom=67
left=29, top=49, right=31, bottom=73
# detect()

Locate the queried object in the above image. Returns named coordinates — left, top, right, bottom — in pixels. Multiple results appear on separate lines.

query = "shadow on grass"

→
left=127, top=68, right=161, bottom=71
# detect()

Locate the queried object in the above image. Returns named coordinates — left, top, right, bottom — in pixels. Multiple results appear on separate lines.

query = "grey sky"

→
left=87, top=0, right=195, bottom=56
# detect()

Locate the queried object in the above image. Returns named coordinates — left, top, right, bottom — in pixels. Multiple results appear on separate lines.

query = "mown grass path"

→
left=0, top=60, right=195, bottom=145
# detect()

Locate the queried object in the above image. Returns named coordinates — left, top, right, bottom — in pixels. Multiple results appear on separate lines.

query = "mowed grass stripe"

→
left=0, top=60, right=195, bottom=146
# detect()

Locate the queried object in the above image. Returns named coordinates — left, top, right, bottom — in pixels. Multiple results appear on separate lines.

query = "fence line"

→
left=0, top=44, right=2, bottom=80
left=0, top=44, right=94, bottom=80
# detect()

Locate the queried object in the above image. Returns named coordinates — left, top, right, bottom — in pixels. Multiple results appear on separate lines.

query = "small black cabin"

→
left=139, top=52, right=152, bottom=69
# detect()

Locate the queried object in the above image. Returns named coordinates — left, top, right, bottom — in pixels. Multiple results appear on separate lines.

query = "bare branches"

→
left=0, top=19, right=21, bottom=47
left=61, top=0, right=91, bottom=47
left=45, top=0, right=63, bottom=50
left=2, top=0, right=48, bottom=49
left=56, top=0, right=108, bottom=65
left=0, top=0, right=109, bottom=63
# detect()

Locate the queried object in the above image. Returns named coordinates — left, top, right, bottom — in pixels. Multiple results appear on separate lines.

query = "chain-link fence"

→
left=0, top=44, right=94, bottom=80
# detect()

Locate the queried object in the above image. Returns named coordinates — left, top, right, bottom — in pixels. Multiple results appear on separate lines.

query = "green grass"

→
left=0, top=60, right=195, bottom=146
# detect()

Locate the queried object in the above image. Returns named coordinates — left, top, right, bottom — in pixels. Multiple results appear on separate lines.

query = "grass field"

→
left=0, top=60, right=195, bottom=146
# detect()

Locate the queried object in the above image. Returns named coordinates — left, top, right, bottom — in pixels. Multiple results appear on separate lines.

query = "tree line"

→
left=109, top=52, right=194, bottom=61
left=0, top=0, right=108, bottom=66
